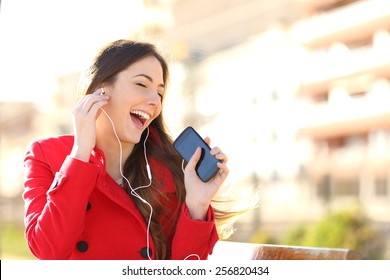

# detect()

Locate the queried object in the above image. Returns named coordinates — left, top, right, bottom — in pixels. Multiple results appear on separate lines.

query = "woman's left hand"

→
left=184, top=137, right=229, bottom=220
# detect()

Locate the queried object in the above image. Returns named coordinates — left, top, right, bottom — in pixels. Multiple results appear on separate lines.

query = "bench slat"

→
left=210, top=241, right=365, bottom=260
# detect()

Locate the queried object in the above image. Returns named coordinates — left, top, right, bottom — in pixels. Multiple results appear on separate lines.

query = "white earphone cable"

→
left=100, top=108, right=153, bottom=260
left=100, top=102, right=200, bottom=260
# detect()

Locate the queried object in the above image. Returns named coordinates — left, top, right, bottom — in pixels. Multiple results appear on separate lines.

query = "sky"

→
left=0, top=0, right=145, bottom=103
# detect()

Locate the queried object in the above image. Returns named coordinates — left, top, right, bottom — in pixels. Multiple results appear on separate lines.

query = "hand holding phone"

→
left=173, top=126, right=221, bottom=182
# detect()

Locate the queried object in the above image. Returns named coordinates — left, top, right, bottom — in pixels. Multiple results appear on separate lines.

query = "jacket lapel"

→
left=90, top=148, right=148, bottom=227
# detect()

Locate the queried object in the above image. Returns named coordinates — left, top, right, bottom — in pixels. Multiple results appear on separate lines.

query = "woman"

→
left=23, top=39, right=230, bottom=260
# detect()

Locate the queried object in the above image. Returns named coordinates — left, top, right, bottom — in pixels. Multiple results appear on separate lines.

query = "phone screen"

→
left=173, top=126, right=220, bottom=182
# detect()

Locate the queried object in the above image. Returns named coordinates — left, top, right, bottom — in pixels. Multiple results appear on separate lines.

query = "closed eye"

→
left=136, top=83, right=146, bottom=88
left=137, top=82, right=164, bottom=100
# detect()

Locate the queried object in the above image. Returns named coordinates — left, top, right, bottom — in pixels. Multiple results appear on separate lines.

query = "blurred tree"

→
left=250, top=230, right=278, bottom=245
left=1, top=224, right=34, bottom=259
left=281, top=209, right=386, bottom=259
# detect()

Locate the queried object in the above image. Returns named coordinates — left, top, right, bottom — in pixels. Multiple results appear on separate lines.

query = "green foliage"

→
left=250, top=230, right=278, bottom=245
left=282, top=225, right=306, bottom=245
left=281, top=209, right=386, bottom=259
left=0, top=223, right=35, bottom=259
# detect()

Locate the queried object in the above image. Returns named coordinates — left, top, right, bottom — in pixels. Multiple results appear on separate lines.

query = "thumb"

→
left=186, top=147, right=202, bottom=171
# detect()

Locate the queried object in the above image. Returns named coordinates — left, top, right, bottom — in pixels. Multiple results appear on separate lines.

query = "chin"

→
left=128, top=133, right=143, bottom=145
left=125, top=136, right=141, bottom=145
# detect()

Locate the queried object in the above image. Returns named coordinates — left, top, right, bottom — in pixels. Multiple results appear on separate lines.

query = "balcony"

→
left=304, top=144, right=390, bottom=180
left=298, top=40, right=390, bottom=96
left=290, top=0, right=390, bottom=48
left=296, top=93, right=390, bottom=139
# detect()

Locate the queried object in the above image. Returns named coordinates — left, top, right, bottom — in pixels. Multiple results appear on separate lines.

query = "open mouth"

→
left=130, top=110, right=151, bottom=128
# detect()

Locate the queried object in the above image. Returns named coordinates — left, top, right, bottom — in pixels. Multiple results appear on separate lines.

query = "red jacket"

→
left=23, top=134, right=219, bottom=260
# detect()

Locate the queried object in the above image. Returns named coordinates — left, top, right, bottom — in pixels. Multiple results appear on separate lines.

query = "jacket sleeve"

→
left=170, top=203, right=219, bottom=260
left=23, top=141, right=99, bottom=259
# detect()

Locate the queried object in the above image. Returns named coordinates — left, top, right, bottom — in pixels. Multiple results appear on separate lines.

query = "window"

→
left=332, top=178, right=359, bottom=197
left=317, top=175, right=331, bottom=202
left=375, top=178, right=388, bottom=197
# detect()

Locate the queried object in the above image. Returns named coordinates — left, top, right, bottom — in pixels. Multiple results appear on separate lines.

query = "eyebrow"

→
left=133, top=74, right=165, bottom=89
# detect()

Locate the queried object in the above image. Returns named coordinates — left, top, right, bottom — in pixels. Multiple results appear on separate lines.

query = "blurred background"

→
left=1, top=0, right=390, bottom=259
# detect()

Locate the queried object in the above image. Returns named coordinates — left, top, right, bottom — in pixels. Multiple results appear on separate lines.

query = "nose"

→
left=147, top=91, right=162, bottom=107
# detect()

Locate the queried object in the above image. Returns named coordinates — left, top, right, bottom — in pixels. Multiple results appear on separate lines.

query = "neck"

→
left=96, top=130, right=134, bottom=181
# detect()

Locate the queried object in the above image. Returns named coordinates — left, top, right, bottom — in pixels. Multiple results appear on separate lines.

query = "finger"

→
left=210, top=146, right=227, bottom=161
left=215, top=151, right=228, bottom=162
left=217, top=162, right=229, bottom=178
left=80, top=94, right=109, bottom=113
left=185, top=147, right=202, bottom=171
left=217, top=161, right=229, bottom=172
left=204, top=137, right=211, bottom=146
left=210, top=146, right=221, bottom=156
left=90, top=99, right=109, bottom=118
left=94, top=88, right=105, bottom=96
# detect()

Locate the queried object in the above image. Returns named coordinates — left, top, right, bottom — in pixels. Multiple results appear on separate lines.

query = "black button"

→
left=77, top=241, right=88, bottom=252
left=86, top=202, right=91, bottom=211
left=159, top=181, right=164, bottom=186
left=140, top=247, right=152, bottom=259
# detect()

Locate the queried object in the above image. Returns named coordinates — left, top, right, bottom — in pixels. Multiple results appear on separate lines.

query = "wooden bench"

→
left=209, top=241, right=365, bottom=260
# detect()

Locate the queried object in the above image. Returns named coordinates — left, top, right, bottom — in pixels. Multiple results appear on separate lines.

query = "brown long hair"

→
left=79, top=39, right=246, bottom=259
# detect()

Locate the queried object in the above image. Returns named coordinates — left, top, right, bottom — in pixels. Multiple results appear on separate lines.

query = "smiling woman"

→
left=22, top=39, right=241, bottom=260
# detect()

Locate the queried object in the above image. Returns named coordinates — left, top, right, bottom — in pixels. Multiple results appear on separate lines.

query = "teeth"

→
left=130, top=110, right=150, bottom=120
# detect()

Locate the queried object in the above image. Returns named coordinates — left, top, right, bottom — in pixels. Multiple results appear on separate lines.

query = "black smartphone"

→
left=173, top=126, right=221, bottom=182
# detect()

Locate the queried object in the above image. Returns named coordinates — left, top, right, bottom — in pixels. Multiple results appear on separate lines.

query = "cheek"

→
left=155, top=106, right=162, bottom=118
left=152, top=105, right=162, bottom=120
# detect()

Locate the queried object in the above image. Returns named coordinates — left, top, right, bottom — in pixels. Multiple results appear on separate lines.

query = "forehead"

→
left=122, top=56, right=164, bottom=81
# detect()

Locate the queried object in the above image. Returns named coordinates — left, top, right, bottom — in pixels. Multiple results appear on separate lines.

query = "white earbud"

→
left=143, top=127, right=152, bottom=181
left=146, top=164, right=152, bottom=180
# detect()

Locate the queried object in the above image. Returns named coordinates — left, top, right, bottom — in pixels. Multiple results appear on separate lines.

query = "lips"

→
left=130, top=110, right=151, bottom=128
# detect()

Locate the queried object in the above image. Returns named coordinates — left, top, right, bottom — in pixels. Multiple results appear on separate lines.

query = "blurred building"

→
left=294, top=0, right=390, bottom=229
left=0, top=71, right=79, bottom=228
left=0, top=102, right=37, bottom=223
left=161, top=0, right=390, bottom=257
